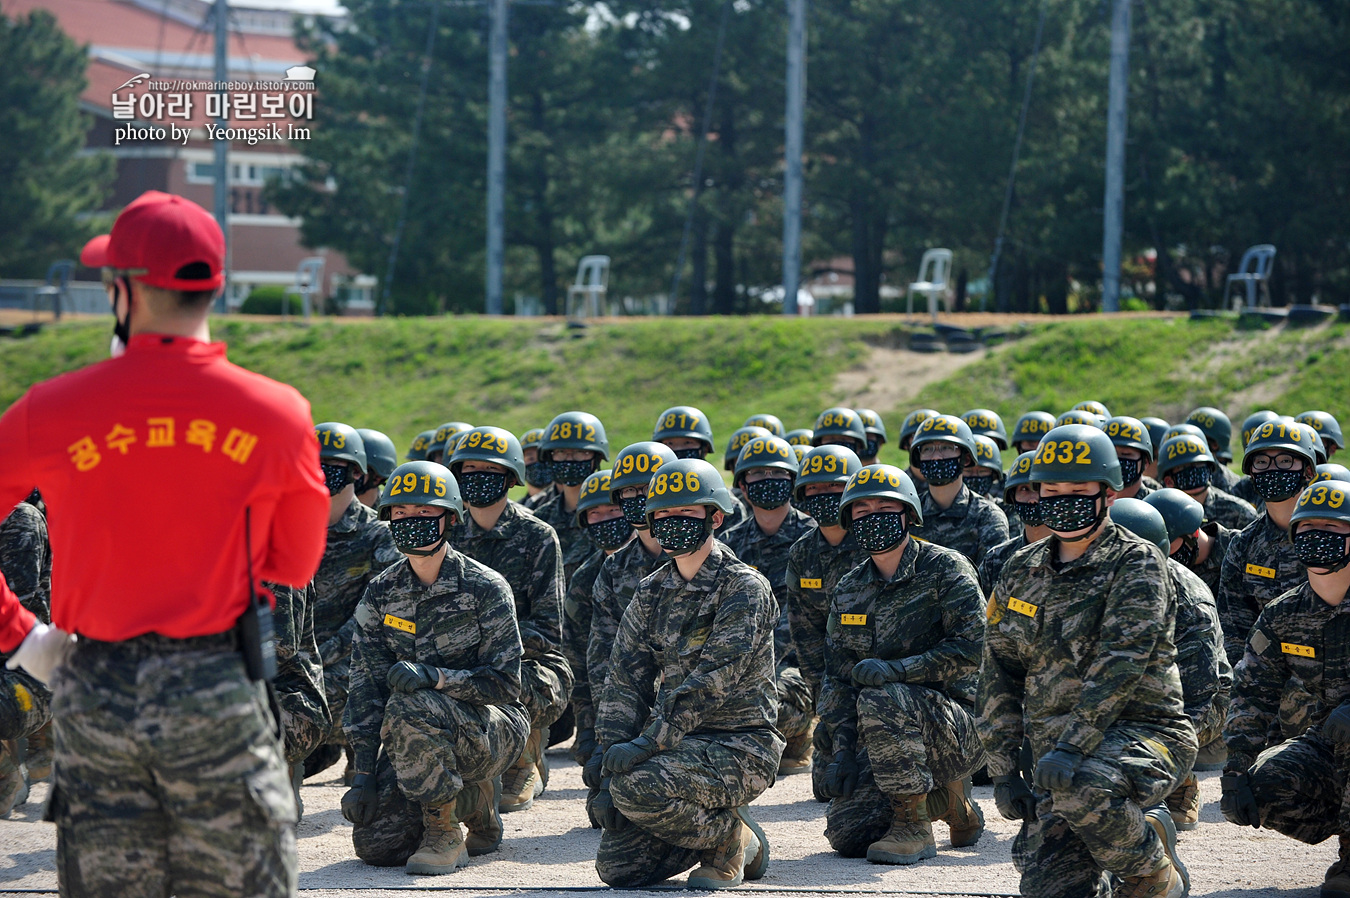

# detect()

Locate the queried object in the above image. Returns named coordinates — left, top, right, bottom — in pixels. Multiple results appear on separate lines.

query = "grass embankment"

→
left=1, top=314, right=1345, bottom=470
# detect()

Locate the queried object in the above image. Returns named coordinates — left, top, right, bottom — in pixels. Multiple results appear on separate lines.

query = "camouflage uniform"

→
left=1189, top=521, right=1236, bottom=597
left=343, top=550, right=530, bottom=866
left=1229, top=474, right=1264, bottom=512
left=564, top=548, right=607, bottom=759
left=912, top=485, right=1009, bottom=568
left=454, top=501, right=572, bottom=729
left=267, top=582, right=330, bottom=765
left=0, top=502, right=53, bottom=807
left=1212, top=463, right=1243, bottom=495
left=1168, top=562, right=1231, bottom=748
left=978, top=533, right=1030, bottom=599
left=819, top=540, right=987, bottom=856
left=1225, top=581, right=1349, bottom=845
left=1204, top=487, right=1258, bottom=531
left=717, top=489, right=751, bottom=535
left=586, top=538, right=669, bottom=719
left=521, top=484, right=556, bottom=512
left=978, top=522, right=1197, bottom=898
left=722, top=508, right=817, bottom=741
left=314, top=498, right=401, bottom=745
left=1216, top=514, right=1305, bottom=668
left=50, top=633, right=298, bottom=896
left=594, top=542, right=784, bottom=887
left=532, top=492, right=592, bottom=586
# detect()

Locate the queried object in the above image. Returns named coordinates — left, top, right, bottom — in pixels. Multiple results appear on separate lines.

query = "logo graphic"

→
left=115, top=73, right=152, bottom=91
left=285, top=65, right=317, bottom=82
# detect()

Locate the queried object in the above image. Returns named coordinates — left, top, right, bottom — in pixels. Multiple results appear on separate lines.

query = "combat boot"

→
left=1164, top=773, right=1200, bottom=832
left=778, top=719, right=815, bottom=776
left=457, top=776, right=504, bottom=856
left=24, top=724, right=52, bottom=782
left=1322, top=834, right=1350, bottom=898
left=0, top=741, right=27, bottom=818
left=1116, top=804, right=1190, bottom=898
left=500, top=729, right=543, bottom=813
left=405, top=802, right=469, bottom=875
left=924, top=777, right=985, bottom=848
left=1193, top=737, right=1227, bottom=772
left=687, top=807, right=768, bottom=889
left=534, top=728, right=550, bottom=790
left=866, top=794, right=936, bottom=865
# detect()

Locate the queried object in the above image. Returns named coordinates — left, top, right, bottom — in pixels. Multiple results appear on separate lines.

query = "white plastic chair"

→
left=1224, top=245, right=1276, bottom=311
left=566, top=255, right=610, bottom=318
left=907, top=248, right=953, bottom=321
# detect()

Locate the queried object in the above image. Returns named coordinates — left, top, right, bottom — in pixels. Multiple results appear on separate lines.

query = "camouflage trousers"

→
left=49, top=634, right=297, bottom=898
left=278, top=691, right=329, bottom=766
left=1012, top=725, right=1195, bottom=898
left=825, top=684, right=984, bottom=856
left=776, top=666, right=814, bottom=740
left=0, top=667, right=52, bottom=813
left=597, top=732, right=782, bottom=887
left=352, top=691, right=527, bottom=866
left=522, top=657, right=570, bottom=730
left=1247, top=729, right=1347, bottom=843
left=321, top=655, right=351, bottom=747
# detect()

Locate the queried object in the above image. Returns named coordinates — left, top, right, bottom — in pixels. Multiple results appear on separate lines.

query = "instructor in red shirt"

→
left=0, top=191, right=328, bottom=897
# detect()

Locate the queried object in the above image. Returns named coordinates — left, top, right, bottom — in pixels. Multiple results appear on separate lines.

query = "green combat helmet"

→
left=1288, top=480, right=1350, bottom=572
left=1156, top=434, right=1217, bottom=492
left=1030, top=424, right=1123, bottom=490
left=426, top=421, right=474, bottom=463
left=898, top=409, right=940, bottom=451
left=610, top=441, right=678, bottom=526
left=743, top=413, right=786, bottom=438
left=1164, top=422, right=1206, bottom=444
left=541, top=411, right=610, bottom=485
left=794, top=445, right=861, bottom=525
left=855, top=409, right=889, bottom=459
left=1056, top=409, right=1104, bottom=429
left=785, top=428, right=815, bottom=447
left=1073, top=400, right=1112, bottom=419
left=316, top=422, right=367, bottom=496
left=406, top=429, right=437, bottom=461
left=1109, top=498, right=1170, bottom=552
left=643, top=459, right=737, bottom=555
left=1296, top=411, right=1343, bottom=455
left=377, top=460, right=465, bottom=555
left=724, top=425, right=773, bottom=472
left=520, top=427, right=553, bottom=488
left=813, top=407, right=868, bottom=455
left=1104, top=416, right=1154, bottom=488
left=1144, top=488, right=1205, bottom=545
left=966, top=435, right=1004, bottom=497
left=1011, top=411, right=1056, bottom=451
left=963, top=409, right=1010, bottom=450
left=356, top=429, right=398, bottom=483
left=1185, top=407, right=1234, bottom=463
left=734, top=435, right=800, bottom=510
left=839, top=464, right=924, bottom=528
left=449, top=426, right=527, bottom=485
left=576, top=469, right=620, bottom=529
left=653, top=406, right=715, bottom=458
left=1140, top=418, right=1171, bottom=459
left=1240, top=411, right=1280, bottom=450
left=1313, top=463, right=1350, bottom=485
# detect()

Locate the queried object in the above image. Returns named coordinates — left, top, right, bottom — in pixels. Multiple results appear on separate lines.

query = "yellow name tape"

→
left=384, top=614, right=416, bottom=634
left=1280, top=643, right=1315, bottom=658
left=1008, top=598, right=1038, bottom=618
left=840, top=614, right=867, bottom=626
left=800, top=578, right=823, bottom=589
left=1246, top=563, right=1276, bottom=579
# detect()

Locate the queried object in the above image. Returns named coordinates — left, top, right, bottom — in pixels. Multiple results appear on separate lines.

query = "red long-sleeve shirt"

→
left=0, top=571, right=36, bottom=653
left=0, top=334, right=329, bottom=641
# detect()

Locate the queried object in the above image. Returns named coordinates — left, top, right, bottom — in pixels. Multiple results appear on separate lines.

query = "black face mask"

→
left=621, top=495, right=648, bottom=528
left=459, top=471, right=510, bottom=507
left=1041, top=491, right=1106, bottom=540
left=851, top=511, right=908, bottom=554
left=1171, top=536, right=1198, bottom=568
left=322, top=463, right=352, bottom=497
left=1293, top=528, right=1350, bottom=572
left=1170, top=465, right=1212, bottom=493
left=1119, top=457, right=1143, bottom=487
left=745, top=478, right=793, bottom=510
left=864, top=438, right=881, bottom=459
left=390, top=512, right=447, bottom=555
left=524, top=461, right=553, bottom=488
left=1253, top=469, right=1307, bottom=503
left=801, top=492, right=842, bottom=527
left=919, top=456, right=963, bottom=487
left=651, top=514, right=712, bottom=556
left=588, top=516, right=634, bottom=552
left=965, top=475, right=995, bottom=497
left=674, top=447, right=706, bottom=460
left=551, top=460, right=594, bottom=487
left=1013, top=499, right=1044, bottom=527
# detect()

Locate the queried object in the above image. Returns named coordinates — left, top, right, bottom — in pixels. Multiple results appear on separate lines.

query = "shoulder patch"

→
left=1249, top=629, right=1270, bottom=655
left=985, top=595, right=1004, bottom=625
left=353, top=601, right=377, bottom=628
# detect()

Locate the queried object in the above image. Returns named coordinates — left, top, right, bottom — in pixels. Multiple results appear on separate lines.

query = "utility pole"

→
left=1101, top=0, right=1131, bottom=313
left=781, top=0, right=805, bottom=315
left=212, top=0, right=230, bottom=311
left=485, top=0, right=507, bottom=315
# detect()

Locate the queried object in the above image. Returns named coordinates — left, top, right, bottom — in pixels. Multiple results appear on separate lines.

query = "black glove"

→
left=992, top=774, right=1037, bottom=821
left=603, top=734, right=659, bottom=775
left=1033, top=743, right=1083, bottom=792
left=1220, top=771, right=1261, bottom=828
left=823, top=750, right=859, bottom=799
left=850, top=658, right=909, bottom=687
left=574, top=727, right=599, bottom=765
left=340, top=772, right=379, bottom=826
left=519, top=627, right=549, bottom=653
left=1324, top=702, right=1350, bottom=743
left=582, top=748, right=606, bottom=791
left=387, top=661, right=438, bottom=693
left=592, top=778, right=629, bottom=832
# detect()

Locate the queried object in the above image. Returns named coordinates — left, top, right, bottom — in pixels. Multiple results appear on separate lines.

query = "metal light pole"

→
left=213, top=0, right=230, bottom=310
left=485, top=0, right=507, bottom=315
left=1101, top=0, right=1131, bottom=313
left=781, top=0, right=805, bottom=315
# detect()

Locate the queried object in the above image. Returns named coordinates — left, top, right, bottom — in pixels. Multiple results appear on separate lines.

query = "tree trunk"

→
left=713, top=215, right=736, bottom=314
left=690, top=205, right=708, bottom=315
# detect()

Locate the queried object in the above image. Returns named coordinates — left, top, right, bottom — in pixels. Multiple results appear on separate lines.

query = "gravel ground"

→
left=0, top=745, right=1333, bottom=896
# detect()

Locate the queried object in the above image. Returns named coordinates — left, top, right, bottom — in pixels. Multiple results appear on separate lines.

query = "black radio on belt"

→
left=238, top=507, right=277, bottom=682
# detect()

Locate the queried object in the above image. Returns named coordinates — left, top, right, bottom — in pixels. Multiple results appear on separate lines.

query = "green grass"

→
left=3, top=314, right=1345, bottom=472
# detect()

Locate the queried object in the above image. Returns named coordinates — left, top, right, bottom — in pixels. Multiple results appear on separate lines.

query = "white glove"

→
left=6, top=622, right=76, bottom=684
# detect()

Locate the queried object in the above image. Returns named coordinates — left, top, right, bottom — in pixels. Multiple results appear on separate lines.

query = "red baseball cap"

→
left=80, top=191, right=225, bottom=290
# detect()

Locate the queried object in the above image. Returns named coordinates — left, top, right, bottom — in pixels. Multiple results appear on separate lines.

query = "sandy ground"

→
left=0, top=744, right=1333, bottom=897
